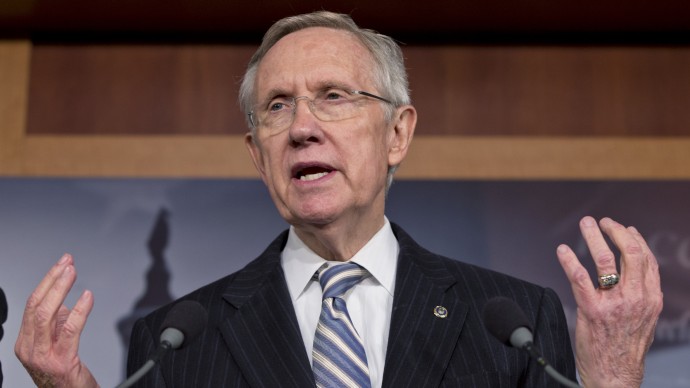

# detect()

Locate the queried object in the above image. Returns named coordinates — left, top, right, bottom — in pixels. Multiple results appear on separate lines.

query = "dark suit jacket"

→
left=127, top=224, right=576, bottom=387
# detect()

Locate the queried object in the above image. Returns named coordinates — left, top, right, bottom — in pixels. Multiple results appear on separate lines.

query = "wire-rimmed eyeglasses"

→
left=248, top=87, right=393, bottom=133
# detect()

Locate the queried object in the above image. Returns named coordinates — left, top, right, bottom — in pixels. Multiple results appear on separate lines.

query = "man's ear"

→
left=245, top=132, right=267, bottom=181
left=388, top=105, right=417, bottom=167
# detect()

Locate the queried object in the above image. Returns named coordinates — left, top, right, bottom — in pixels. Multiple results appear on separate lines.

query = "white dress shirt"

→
left=281, top=218, right=399, bottom=388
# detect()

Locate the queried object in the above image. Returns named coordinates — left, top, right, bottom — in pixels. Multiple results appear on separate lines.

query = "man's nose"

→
left=291, top=97, right=320, bottom=127
left=288, top=97, right=323, bottom=144
left=292, top=96, right=314, bottom=119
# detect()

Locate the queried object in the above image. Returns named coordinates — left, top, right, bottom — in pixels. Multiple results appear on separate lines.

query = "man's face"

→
left=245, top=27, right=414, bottom=233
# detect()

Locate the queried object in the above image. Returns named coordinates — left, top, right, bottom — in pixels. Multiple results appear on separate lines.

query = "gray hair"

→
left=239, top=11, right=412, bottom=190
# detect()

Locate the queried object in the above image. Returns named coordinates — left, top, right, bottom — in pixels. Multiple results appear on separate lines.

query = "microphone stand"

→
left=115, top=341, right=172, bottom=388
left=522, top=341, right=581, bottom=388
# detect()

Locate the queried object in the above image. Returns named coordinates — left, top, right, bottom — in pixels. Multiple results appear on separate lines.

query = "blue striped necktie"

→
left=312, top=263, right=372, bottom=388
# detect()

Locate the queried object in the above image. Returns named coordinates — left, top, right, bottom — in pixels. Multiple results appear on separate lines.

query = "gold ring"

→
left=598, top=273, right=620, bottom=289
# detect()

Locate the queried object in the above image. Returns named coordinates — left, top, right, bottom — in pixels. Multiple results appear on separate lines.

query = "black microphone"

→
left=1, top=287, right=7, bottom=386
left=116, top=300, right=208, bottom=388
left=482, top=297, right=581, bottom=388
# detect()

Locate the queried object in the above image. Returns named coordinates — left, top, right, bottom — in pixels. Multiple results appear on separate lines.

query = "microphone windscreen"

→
left=482, top=297, right=533, bottom=345
left=160, top=300, right=208, bottom=348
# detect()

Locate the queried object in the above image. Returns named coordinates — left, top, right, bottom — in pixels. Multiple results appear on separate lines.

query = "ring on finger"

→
left=598, top=273, right=620, bottom=289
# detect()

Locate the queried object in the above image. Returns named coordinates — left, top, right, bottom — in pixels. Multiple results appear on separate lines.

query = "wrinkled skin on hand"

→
left=15, top=254, right=99, bottom=388
left=558, top=217, right=663, bottom=388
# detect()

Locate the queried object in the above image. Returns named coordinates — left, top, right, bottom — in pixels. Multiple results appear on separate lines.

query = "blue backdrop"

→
left=1, top=179, right=688, bottom=387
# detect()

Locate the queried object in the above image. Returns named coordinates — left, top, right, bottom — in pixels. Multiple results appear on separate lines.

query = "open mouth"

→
left=294, top=165, right=333, bottom=181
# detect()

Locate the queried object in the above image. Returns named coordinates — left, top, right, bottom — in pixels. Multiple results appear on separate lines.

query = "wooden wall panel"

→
left=0, top=40, right=30, bottom=175
left=407, top=46, right=690, bottom=136
left=28, top=45, right=254, bottom=135
left=402, top=137, right=690, bottom=179
left=5, top=135, right=690, bottom=179
left=26, top=44, right=690, bottom=137
left=2, top=40, right=690, bottom=178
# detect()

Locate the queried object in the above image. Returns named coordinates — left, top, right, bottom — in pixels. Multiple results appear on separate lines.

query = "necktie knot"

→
left=318, top=262, right=367, bottom=300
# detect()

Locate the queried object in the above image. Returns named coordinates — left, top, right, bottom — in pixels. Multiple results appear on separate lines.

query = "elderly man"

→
left=16, top=11, right=661, bottom=388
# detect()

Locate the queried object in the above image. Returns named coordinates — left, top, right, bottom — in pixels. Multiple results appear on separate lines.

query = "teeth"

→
left=300, top=172, right=328, bottom=181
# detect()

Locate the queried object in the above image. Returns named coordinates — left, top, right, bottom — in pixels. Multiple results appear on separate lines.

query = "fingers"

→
left=21, top=255, right=73, bottom=326
left=558, top=216, right=649, bottom=305
left=55, top=290, right=94, bottom=357
left=561, top=216, right=663, bottom=388
left=556, top=243, right=596, bottom=308
left=14, top=255, right=98, bottom=388
left=32, top=263, right=79, bottom=356
left=579, top=216, right=618, bottom=281
left=627, top=226, right=662, bottom=294
left=17, top=254, right=74, bottom=356
left=598, top=217, right=650, bottom=289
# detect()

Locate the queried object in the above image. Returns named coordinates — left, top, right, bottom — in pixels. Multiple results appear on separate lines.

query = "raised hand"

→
left=557, top=217, right=663, bottom=388
left=15, top=254, right=99, bottom=388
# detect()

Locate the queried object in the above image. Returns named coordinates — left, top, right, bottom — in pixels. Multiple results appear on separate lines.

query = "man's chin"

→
left=285, top=207, right=346, bottom=230
left=289, top=214, right=338, bottom=229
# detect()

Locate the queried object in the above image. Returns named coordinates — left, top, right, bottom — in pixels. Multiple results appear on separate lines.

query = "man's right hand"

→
left=15, top=254, right=99, bottom=388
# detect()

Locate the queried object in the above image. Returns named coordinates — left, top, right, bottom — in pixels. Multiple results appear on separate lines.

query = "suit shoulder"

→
left=393, top=222, right=551, bottom=301
left=139, top=230, right=289, bottom=325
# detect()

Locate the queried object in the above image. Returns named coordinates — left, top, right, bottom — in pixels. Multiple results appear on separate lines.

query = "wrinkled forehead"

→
left=254, top=27, right=378, bottom=98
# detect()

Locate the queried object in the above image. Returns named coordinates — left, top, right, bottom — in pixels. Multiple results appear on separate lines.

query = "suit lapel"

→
left=212, top=225, right=470, bottom=387
left=382, top=225, right=469, bottom=388
left=219, top=232, right=315, bottom=387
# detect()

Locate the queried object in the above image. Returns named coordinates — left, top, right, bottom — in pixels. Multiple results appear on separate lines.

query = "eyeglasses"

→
left=248, top=88, right=393, bottom=133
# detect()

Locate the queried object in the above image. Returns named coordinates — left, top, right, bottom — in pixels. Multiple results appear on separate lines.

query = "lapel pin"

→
left=433, top=305, right=448, bottom=318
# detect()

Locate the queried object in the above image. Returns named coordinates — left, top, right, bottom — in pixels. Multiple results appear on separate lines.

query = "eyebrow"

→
left=257, top=88, right=291, bottom=107
left=317, top=81, right=354, bottom=92
left=258, top=81, right=355, bottom=105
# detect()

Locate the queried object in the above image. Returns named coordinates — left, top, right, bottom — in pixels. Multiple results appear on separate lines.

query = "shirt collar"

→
left=281, top=217, right=399, bottom=303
